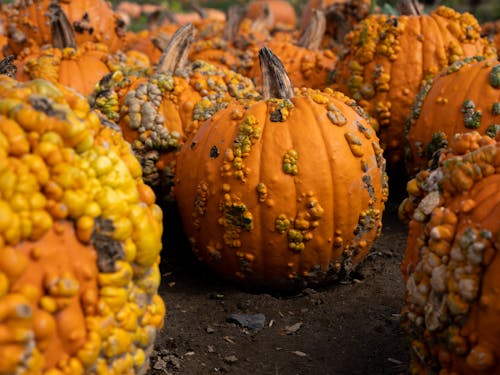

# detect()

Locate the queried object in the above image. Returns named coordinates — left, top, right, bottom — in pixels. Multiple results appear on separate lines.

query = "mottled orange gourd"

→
left=334, top=3, right=496, bottom=170
left=0, top=76, right=165, bottom=374
left=406, top=56, right=500, bottom=176
left=4, top=0, right=125, bottom=56
left=399, top=131, right=500, bottom=374
left=174, top=47, right=388, bottom=291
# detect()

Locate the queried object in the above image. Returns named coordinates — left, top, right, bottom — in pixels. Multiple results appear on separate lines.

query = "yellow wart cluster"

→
left=0, top=77, right=165, bottom=375
left=275, top=195, right=325, bottom=255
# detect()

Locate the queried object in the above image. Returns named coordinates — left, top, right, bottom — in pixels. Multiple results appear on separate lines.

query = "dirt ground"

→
left=148, top=185, right=411, bottom=375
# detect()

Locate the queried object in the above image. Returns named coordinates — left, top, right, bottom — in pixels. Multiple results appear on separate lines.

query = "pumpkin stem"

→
left=0, top=55, right=17, bottom=78
left=297, top=9, right=326, bottom=51
left=397, top=0, right=422, bottom=15
left=259, top=47, right=294, bottom=100
left=189, top=3, right=208, bottom=19
left=48, top=2, right=77, bottom=49
left=324, top=5, right=351, bottom=43
left=223, top=5, right=246, bottom=42
left=155, top=23, right=195, bottom=74
left=147, top=9, right=179, bottom=30
left=249, top=3, right=273, bottom=33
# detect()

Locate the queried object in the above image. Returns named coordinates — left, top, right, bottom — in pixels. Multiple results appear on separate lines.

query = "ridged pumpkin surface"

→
left=175, top=77, right=388, bottom=290
left=334, top=6, right=496, bottom=169
left=399, top=132, right=500, bottom=374
left=0, top=76, right=165, bottom=374
left=406, top=57, right=500, bottom=176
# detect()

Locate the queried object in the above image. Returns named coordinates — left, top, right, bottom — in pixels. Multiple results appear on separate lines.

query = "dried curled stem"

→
left=0, top=56, right=17, bottom=78
left=397, top=0, right=422, bottom=16
left=297, top=9, right=326, bottom=51
left=48, top=2, right=77, bottom=49
left=156, top=23, right=195, bottom=74
left=259, top=47, right=294, bottom=100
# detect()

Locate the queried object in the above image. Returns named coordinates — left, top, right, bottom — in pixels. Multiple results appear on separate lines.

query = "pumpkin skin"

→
left=0, top=76, right=165, bottom=374
left=333, top=6, right=496, bottom=170
left=4, top=0, right=125, bottom=56
left=399, top=131, right=500, bottom=374
left=174, top=47, right=388, bottom=291
left=405, top=57, right=500, bottom=176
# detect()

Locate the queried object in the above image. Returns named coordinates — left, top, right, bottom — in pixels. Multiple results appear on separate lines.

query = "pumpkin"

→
left=14, top=4, right=151, bottom=98
left=4, top=0, right=126, bottom=56
left=173, top=47, right=388, bottom=291
left=91, top=23, right=260, bottom=197
left=405, top=56, right=500, bottom=176
left=0, top=56, right=16, bottom=79
left=399, top=131, right=500, bottom=374
left=333, top=1, right=496, bottom=171
left=0, top=76, right=165, bottom=374
left=248, top=10, right=337, bottom=90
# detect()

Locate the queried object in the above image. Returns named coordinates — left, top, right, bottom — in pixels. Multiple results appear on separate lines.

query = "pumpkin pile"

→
left=0, top=76, right=164, bottom=374
left=333, top=2, right=496, bottom=170
left=0, top=0, right=499, bottom=372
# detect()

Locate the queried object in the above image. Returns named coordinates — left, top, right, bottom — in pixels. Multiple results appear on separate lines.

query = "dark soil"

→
left=148, top=186, right=411, bottom=375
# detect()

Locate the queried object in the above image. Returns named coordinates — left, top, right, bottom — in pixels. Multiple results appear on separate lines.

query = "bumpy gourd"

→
left=406, top=56, right=500, bottom=176
left=0, top=76, right=165, bottom=374
left=399, top=131, right=500, bottom=374
left=334, top=4, right=496, bottom=170
left=174, top=47, right=388, bottom=291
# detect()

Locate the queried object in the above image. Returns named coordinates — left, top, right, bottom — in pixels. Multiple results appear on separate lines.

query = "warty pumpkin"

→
left=91, top=23, right=260, bottom=197
left=0, top=76, right=165, bottom=374
left=173, top=47, right=388, bottom=291
left=405, top=56, right=500, bottom=176
left=4, top=0, right=126, bottom=56
left=333, top=1, right=496, bottom=171
left=399, top=131, right=500, bottom=374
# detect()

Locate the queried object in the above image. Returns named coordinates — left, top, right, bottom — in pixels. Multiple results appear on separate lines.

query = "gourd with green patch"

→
left=174, top=47, right=388, bottom=291
left=405, top=56, right=500, bottom=176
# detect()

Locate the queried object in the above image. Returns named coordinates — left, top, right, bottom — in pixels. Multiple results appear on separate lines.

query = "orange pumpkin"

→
left=399, top=131, right=500, bottom=374
left=0, top=76, right=165, bottom=374
left=4, top=0, right=125, bottom=56
left=174, top=47, right=388, bottom=291
left=405, top=56, right=500, bottom=176
left=333, top=3, right=496, bottom=171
